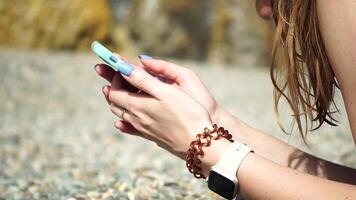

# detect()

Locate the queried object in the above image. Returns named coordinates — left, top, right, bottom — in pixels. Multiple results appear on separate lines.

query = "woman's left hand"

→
left=106, top=65, right=212, bottom=159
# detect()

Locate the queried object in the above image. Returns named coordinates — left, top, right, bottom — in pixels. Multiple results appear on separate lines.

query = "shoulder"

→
left=316, top=0, right=356, bottom=142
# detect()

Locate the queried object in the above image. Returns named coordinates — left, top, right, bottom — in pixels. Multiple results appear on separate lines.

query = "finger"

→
left=109, top=72, right=139, bottom=93
left=121, top=65, right=168, bottom=98
left=110, top=103, right=128, bottom=121
left=114, top=121, right=156, bottom=143
left=114, top=53, right=143, bottom=67
left=139, top=57, right=189, bottom=82
left=95, top=64, right=116, bottom=82
left=109, top=89, right=151, bottom=113
left=102, top=85, right=111, bottom=104
left=114, top=120, right=141, bottom=136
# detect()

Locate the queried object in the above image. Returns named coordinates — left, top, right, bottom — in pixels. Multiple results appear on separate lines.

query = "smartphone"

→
left=92, top=41, right=139, bottom=92
left=91, top=41, right=133, bottom=76
left=91, top=41, right=169, bottom=93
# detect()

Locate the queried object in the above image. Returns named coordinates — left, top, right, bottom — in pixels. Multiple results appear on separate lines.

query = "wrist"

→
left=211, top=106, right=245, bottom=139
left=211, top=105, right=227, bottom=125
left=199, top=138, right=232, bottom=177
left=185, top=124, right=233, bottom=179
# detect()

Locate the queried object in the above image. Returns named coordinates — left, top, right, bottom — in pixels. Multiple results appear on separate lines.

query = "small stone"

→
left=86, top=191, right=100, bottom=198
left=137, top=190, right=149, bottom=200
left=97, top=174, right=115, bottom=186
left=107, top=188, right=115, bottom=194
left=127, top=192, right=135, bottom=200
left=16, top=179, right=28, bottom=190
left=102, top=188, right=115, bottom=199
left=117, top=182, right=127, bottom=192
left=101, top=193, right=110, bottom=199
left=7, top=185, right=19, bottom=193
left=112, top=192, right=128, bottom=199
left=97, top=174, right=107, bottom=186
left=32, top=192, right=40, bottom=199
left=163, top=181, right=178, bottom=187
left=12, top=192, right=23, bottom=200
left=28, top=185, right=39, bottom=193
left=75, top=194, right=87, bottom=200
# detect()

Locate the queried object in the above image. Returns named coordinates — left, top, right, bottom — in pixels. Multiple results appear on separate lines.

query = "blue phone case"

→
left=91, top=41, right=133, bottom=76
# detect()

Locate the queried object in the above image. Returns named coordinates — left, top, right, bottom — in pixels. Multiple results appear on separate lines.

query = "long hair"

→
left=270, top=0, right=338, bottom=142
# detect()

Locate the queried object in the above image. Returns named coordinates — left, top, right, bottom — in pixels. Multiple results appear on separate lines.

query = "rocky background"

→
left=0, top=50, right=355, bottom=200
left=0, top=0, right=273, bottom=66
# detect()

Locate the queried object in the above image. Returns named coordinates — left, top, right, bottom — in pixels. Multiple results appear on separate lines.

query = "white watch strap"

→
left=211, top=141, right=252, bottom=181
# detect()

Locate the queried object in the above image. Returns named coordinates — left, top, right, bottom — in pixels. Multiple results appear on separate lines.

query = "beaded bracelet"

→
left=186, top=124, right=233, bottom=179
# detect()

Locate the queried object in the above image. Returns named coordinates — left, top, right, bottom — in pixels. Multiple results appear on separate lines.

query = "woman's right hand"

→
left=95, top=55, right=224, bottom=132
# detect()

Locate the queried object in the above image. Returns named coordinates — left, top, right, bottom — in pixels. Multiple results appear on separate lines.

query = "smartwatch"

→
left=207, top=141, right=253, bottom=199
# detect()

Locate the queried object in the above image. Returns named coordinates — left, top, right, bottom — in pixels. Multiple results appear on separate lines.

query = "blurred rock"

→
left=0, top=0, right=273, bottom=66
left=0, top=0, right=111, bottom=50
left=109, top=0, right=273, bottom=66
left=206, top=1, right=274, bottom=66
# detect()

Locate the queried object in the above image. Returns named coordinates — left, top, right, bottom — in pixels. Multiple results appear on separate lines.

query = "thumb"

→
left=122, top=64, right=168, bottom=98
left=139, top=55, right=189, bottom=82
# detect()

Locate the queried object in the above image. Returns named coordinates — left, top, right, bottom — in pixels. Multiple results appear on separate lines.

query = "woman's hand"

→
left=99, top=63, right=213, bottom=159
left=96, top=55, right=223, bottom=128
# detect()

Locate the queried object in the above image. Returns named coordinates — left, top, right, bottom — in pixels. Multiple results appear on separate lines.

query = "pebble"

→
left=137, top=191, right=149, bottom=200
left=116, top=182, right=128, bottom=192
left=7, top=185, right=20, bottom=193
left=75, top=194, right=87, bottom=200
left=28, top=185, right=39, bottom=193
left=32, top=192, right=40, bottom=199
left=127, top=192, right=135, bottom=200
left=101, top=188, right=115, bottom=199
left=86, top=191, right=100, bottom=198
left=12, top=192, right=23, bottom=200
left=16, top=179, right=28, bottom=190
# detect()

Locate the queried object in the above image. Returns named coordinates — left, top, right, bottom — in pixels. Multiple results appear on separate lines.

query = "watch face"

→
left=208, top=170, right=236, bottom=199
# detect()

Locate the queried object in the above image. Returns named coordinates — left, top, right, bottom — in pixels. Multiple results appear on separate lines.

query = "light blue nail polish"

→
left=119, top=62, right=134, bottom=76
left=139, top=54, right=154, bottom=60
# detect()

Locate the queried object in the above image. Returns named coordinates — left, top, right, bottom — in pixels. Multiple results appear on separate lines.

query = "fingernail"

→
left=102, top=85, right=110, bottom=94
left=138, top=54, right=153, bottom=60
left=114, top=121, right=121, bottom=129
left=94, top=64, right=99, bottom=70
left=118, top=62, right=134, bottom=76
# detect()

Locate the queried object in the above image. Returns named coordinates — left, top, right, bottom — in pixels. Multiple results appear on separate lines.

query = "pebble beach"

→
left=0, top=50, right=355, bottom=200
